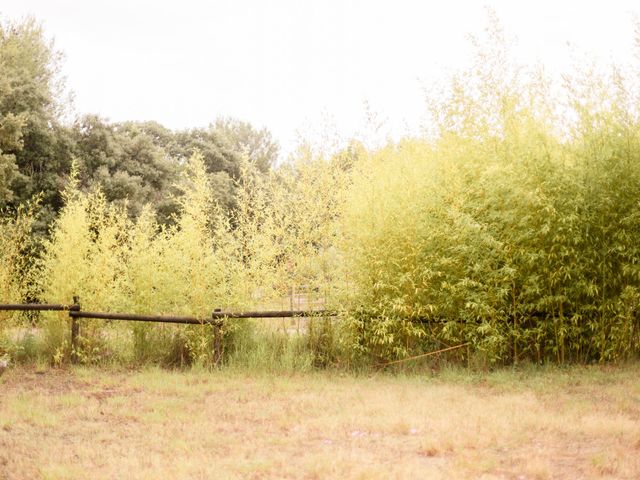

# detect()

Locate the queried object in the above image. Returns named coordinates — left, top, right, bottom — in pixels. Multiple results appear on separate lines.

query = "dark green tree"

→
left=0, top=17, right=74, bottom=229
left=71, top=115, right=180, bottom=221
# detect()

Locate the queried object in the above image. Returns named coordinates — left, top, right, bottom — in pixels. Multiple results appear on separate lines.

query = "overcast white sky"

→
left=1, top=0, right=639, bottom=157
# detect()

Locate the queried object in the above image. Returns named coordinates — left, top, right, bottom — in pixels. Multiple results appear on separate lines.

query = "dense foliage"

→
left=2, top=15, right=640, bottom=368
left=340, top=20, right=640, bottom=365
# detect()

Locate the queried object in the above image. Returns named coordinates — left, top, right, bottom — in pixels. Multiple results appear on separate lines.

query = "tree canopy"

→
left=0, top=17, right=279, bottom=230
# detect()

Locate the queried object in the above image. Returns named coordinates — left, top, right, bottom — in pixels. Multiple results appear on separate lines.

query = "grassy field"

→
left=1, top=364, right=639, bottom=479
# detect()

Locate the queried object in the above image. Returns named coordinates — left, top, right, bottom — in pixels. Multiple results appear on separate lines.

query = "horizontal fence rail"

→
left=0, top=303, right=79, bottom=312
left=69, top=309, right=336, bottom=324
left=68, top=311, right=208, bottom=324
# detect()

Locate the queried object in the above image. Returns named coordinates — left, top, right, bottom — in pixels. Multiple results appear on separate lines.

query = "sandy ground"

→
left=1, top=364, right=639, bottom=479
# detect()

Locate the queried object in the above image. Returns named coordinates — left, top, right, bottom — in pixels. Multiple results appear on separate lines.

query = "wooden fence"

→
left=0, top=298, right=336, bottom=363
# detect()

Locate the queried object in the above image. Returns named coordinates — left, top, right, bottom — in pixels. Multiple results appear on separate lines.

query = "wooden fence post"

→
left=70, top=296, right=80, bottom=364
left=212, top=309, right=223, bottom=366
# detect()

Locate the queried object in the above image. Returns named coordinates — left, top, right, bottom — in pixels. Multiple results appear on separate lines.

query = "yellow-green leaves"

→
left=0, top=201, right=38, bottom=305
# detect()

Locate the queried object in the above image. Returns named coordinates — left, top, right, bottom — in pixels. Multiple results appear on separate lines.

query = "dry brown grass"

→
left=1, top=364, right=639, bottom=479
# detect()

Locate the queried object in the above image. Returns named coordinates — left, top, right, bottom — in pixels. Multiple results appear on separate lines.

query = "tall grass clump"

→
left=38, top=164, right=131, bottom=363
left=224, top=150, right=350, bottom=369
left=0, top=202, right=38, bottom=304
left=37, top=154, right=244, bottom=365
left=120, top=153, right=246, bottom=366
left=0, top=201, right=39, bottom=360
left=235, top=151, right=349, bottom=304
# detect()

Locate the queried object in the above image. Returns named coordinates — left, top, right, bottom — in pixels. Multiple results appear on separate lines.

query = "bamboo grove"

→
left=2, top=20, right=640, bottom=369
